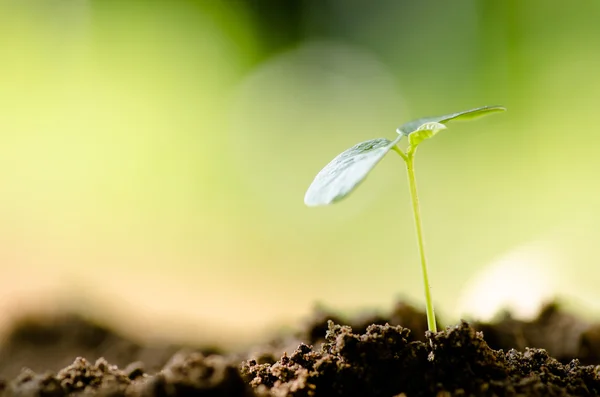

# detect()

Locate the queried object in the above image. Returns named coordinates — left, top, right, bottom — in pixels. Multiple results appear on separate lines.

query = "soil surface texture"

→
left=1, top=301, right=600, bottom=396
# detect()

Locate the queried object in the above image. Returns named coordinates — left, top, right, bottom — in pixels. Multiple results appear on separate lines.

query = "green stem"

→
left=405, top=154, right=437, bottom=332
left=392, top=145, right=408, bottom=162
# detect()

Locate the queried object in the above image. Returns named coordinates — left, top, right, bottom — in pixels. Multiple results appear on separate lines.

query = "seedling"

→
left=304, top=105, right=506, bottom=332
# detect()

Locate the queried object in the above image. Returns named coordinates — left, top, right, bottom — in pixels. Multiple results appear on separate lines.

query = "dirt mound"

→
left=1, top=301, right=599, bottom=396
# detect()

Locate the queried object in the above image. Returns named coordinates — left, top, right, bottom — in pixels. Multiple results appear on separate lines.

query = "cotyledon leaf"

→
left=408, top=122, right=447, bottom=148
left=397, top=105, right=506, bottom=136
left=304, top=135, right=402, bottom=206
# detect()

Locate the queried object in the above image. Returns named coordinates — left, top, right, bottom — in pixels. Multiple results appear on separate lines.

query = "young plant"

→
left=304, top=105, right=506, bottom=332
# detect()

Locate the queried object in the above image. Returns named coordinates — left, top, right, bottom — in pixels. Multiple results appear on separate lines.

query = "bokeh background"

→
left=1, top=0, right=600, bottom=347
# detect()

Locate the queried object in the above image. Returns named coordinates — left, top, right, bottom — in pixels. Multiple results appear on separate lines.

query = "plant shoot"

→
left=304, top=105, right=506, bottom=332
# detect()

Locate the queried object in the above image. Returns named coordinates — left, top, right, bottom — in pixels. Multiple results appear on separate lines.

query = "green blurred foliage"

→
left=1, top=0, right=600, bottom=341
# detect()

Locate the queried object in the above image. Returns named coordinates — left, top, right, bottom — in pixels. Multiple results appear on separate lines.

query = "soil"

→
left=1, top=301, right=599, bottom=396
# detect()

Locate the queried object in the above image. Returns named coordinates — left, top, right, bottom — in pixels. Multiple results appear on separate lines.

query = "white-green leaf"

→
left=304, top=136, right=401, bottom=206
left=397, top=105, right=506, bottom=136
left=408, top=122, right=447, bottom=147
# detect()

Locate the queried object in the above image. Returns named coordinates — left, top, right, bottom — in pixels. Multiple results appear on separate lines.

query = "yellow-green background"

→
left=1, top=1, right=599, bottom=346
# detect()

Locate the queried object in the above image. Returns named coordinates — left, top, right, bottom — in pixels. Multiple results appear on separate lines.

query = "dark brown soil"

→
left=1, top=301, right=599, bottom=396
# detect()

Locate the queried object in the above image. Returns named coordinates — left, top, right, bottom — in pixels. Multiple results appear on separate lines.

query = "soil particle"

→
left=59, top=357, right=130, bottom=396
left=3, top=302, right=600, bottom=396
left=4, top=357, right=130, bottom=397
left=4, top=353, right=255, bottom=397
left=244, top=321, right=600, bottom=397
left=301, top=301, right=430, bottom=345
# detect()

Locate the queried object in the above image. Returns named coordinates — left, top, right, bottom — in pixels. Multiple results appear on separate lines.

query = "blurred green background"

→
left=1, top=1, right=600, bottom=346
